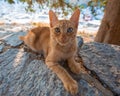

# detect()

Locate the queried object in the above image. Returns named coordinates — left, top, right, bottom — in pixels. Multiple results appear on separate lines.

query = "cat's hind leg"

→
left=68, top=56, right=86, bottom=74
left=68, top=57, right=81, bottom=74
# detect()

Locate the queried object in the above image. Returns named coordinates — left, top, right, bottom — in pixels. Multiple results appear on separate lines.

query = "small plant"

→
left=88, top=0, right=107, bottom=16
left=5, top=0, right=107, bottom=17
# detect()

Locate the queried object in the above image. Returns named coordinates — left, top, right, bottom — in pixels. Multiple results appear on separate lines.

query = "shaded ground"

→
left=0, top=24, right=120, bottom=96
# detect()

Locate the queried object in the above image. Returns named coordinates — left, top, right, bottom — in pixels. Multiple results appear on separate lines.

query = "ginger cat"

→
left=20, top=9, right=81, bottom=94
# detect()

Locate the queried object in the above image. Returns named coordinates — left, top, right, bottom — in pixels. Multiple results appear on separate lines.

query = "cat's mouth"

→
left=56, top=39, right=68, bottom=46
left=58, top=42, right=67, bottom=46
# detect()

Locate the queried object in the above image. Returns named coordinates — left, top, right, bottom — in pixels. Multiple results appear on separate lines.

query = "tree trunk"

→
left=95, top=0, right=120, bottom=45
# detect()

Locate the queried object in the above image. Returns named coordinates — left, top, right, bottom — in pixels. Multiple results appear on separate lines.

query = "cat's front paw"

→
left=64, top=79, right=78, bottom=95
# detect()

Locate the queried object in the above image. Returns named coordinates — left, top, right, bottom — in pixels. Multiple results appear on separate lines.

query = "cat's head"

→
left=49, top=9, right=80, bottom=46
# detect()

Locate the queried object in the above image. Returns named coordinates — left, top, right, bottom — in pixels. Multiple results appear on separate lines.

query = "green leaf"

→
left=7, top=0, right=15, bottom=4
left=20, top=0, right=26, bottom=2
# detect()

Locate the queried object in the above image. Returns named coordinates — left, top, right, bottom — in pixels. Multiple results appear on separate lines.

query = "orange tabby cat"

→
left=20, top=9, right=81, bottom=94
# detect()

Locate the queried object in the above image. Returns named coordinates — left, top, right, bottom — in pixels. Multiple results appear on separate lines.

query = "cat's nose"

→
left=61, top=34, right=66, bottom=38
left=60, top=35, right=66, bottom=43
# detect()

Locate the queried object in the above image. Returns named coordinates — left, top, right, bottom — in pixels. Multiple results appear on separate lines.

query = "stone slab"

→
left=80, top=42, right=120, bottom=95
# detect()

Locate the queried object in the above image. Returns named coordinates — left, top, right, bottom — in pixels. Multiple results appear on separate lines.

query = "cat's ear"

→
left=49, top=10, right=58, bottom=27
left=70, top=9, right=80, bottom=28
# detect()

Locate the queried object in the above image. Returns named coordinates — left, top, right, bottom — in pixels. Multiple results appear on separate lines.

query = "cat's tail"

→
left=19, top=36, right=25, bottom=41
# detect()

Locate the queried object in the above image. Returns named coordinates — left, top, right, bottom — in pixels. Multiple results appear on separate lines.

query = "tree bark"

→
left=95, top=0, right=120, bottom=45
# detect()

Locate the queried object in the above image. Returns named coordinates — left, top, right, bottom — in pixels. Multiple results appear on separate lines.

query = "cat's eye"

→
left=67, top=27, right=73, bottom=33
left=55, top=27, right=60, bottom=34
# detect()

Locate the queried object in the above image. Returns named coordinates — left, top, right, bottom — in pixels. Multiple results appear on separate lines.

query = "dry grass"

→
left=31, top=22, right=49, bottom=27
left=0, top=22, right=97, bottom=43
left=77, top=31, right=96, bottom=43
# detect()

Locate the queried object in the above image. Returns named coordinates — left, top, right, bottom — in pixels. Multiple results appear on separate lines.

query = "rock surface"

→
left=0, top=33, right=120, bottom=96
left=1, top=31, right=26, bottom=47
left=79, top=42, right=120, bottom=95
left=0, top=44, right=4, bottom=52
